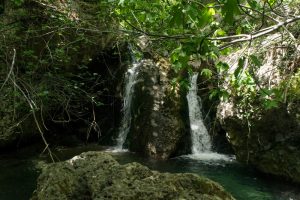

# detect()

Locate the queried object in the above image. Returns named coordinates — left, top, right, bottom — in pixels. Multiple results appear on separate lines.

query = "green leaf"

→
left=215, top=29, right=226, bottom=36
left=201, top=68, right=213, bottom=78
left=236, top=26, right=242, bottom=35
left=223, top=0, right=240, bottom=24
left=250, top=54, right=262, bottom=67
left=268, top=0, right=276, bottom=6
left=12, top=0, right=24, bottom=6
left=180, top=79, right=189, bottom=90
left=247, top=0, right=260, bottom=9
left=216, top=62, right=229, bottom=73
left=209, top=89, right=219, bottom=100
left=38, top=90, right=49, bottom=97
left=170, top=6, right=183, bottom=27
left=197, top=7, right=214, bottom=28
left=170, top=46, right=182, bottom=62
left=235, top=57, right=245, bottom=78
left=263, top=99, right=278, bottom=110
left=220, top=90, right=230, bottom=101
left=118, top=0, right=125, bottom=5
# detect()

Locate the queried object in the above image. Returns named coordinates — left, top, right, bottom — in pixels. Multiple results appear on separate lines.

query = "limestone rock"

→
left=31, top=151, right=235, bottom=200
left=217, top=95, right=300, bottom=183
left=217, top=35, right=300, bottom=183
left=127, top=58, right=189, bottom=159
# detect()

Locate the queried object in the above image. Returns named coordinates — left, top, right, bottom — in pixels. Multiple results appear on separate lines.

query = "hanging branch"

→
left=0, top=49, right=15, bottom=92
left=7, top=49, right=55, bottom=162
left=214, top=16, right=300, bottom=50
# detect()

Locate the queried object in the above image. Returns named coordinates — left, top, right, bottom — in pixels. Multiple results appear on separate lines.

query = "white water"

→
left=178, top=153, right=235, bottom=166
left=186, top=73, right=235, bottom=163
left=187, top=72, right=212, bottom=154
left=115, top=62, right=140, bottom=150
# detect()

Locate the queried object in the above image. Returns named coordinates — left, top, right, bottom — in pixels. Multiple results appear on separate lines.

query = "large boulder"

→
left=127, top=58, right=189, bottom=159
left=218, top=101, right=300, bottom=183
left=31, top=151, right=235, bottom=200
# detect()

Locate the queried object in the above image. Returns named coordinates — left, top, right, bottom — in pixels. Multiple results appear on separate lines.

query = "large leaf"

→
left=235, top=57, right=245, bottom=78
left=170, top=5, right=183, bottom=27
left=201, top=68, right=213, bottom=78
left=223, top=0, right=240, bottom=24
left=249, top=54, right=262, bottom=67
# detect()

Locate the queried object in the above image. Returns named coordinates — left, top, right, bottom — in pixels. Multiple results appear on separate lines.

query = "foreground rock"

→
left=32, top=152, right=235, bottom=200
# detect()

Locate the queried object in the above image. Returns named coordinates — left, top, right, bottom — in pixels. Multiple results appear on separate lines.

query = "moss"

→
left=32, top=152, right=235, bottom=200
left=255, top=144, right=300, bottom=183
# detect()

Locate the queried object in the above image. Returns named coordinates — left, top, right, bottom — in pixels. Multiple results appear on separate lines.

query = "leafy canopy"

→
left=105, top=0, right=300, bottom=111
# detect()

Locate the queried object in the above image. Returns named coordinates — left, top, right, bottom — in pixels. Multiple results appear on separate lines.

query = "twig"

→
left=0, top=49, right=15, bottom=92
left=219, top=16, right=300, bottom=49
left=7, top=50, right=55, bottom=162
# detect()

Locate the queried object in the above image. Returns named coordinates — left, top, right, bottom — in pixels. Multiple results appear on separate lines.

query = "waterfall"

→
left=187, top=72, right=212, bottom=154
left=115, top=61, right=140, bottom=150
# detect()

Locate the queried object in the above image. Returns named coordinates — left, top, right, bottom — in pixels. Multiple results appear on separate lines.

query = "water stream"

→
left=115, top=61, right=140, bottom=150
left=187, top=72, right=212, bottom=154
left=186, top=72, right=235, bottom=162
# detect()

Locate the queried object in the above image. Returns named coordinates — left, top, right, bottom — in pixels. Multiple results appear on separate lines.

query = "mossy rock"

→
left=31, top=152, right=235, bottom=200
left=218, top=101, right=300, bottom=183
left=128, top=58, right=189, bottom=159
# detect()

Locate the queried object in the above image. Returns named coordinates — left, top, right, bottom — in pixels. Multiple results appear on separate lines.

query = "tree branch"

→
left=217, top=16, right=300, bottom=50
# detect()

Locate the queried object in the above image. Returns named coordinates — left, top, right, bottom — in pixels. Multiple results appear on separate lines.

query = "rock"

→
left=217, top=37, right=300, bottom=183
left=31, top=151, right=235, bottom=200
left=127, top=58, right=189, bottom=159
left=217, top=97, right=300, bottom=183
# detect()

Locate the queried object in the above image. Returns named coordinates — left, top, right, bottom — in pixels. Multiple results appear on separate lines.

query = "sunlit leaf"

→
left=201, top=68, right=213, bottom=78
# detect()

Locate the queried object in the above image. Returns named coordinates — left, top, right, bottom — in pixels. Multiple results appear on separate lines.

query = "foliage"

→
left=0, top=0, right=118, bottom=143
left=286, top=68, right=300, bottom=102
left=106, top=0, right=300, bottom=117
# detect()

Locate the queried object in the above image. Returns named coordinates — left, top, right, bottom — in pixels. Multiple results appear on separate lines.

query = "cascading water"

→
left=185, top=72, right=234, bottom=162
left=187, top=72, right=212, bottom=154
left=115, top=61, right=140, bottom=150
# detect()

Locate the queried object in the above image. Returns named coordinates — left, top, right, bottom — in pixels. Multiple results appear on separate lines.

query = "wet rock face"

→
left=217, top=41, right=300, bottom=183
left=31, top=152, right=235, bottom=200
left=217, top=101, right=300, bottom=183
left=127, top=58, right=189, bottom=159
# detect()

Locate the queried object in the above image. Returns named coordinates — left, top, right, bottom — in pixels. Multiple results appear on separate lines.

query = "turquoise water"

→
left=112, top=151, right=300, bottom=200
left=0, top=145, right=299, bottom=200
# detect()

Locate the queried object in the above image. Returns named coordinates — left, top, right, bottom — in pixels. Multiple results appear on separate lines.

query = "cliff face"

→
left=217, top=34, right=300, bottom=183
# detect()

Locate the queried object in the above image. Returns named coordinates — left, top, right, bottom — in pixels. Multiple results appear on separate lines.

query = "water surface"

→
left=0, top=145, right=299, bottom=200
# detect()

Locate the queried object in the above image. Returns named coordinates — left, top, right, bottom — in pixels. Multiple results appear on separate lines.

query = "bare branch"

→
left=0, top=49, right=15, bottom=92
left=218, top=16, right=300, bottom=50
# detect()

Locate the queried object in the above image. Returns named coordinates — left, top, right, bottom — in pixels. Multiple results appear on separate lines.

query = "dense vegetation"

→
left=1, top=2, right=300, bottom=199
left=1, top=0, right=300, bottom=157
left=108, top=0, right=300, bottom=112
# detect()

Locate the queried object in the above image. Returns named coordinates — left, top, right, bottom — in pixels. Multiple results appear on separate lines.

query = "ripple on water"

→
left=177, top=152, right=236, bottom=165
